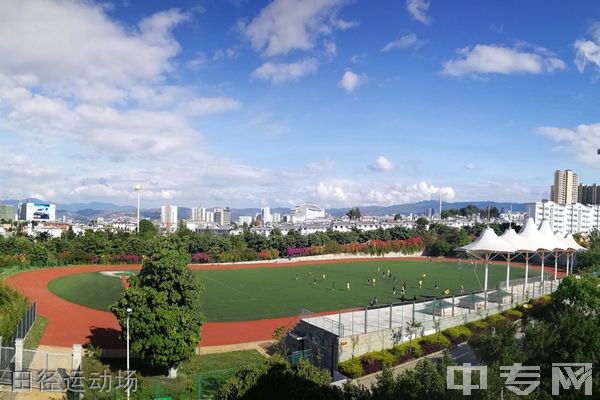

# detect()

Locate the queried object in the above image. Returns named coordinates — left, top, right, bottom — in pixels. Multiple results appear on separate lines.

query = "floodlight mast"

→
left=135, top=185, right=143, bottom=233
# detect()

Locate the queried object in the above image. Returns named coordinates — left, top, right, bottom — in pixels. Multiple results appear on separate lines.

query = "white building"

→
left=214, top=207, right=231, bottom=226
left=19, top=203, right=56, bottom=222
left=261, top=206, right=272, bottom=225
left=160, top=205, right=178, bottom=229
left=527, top=200, right=600, bottom=234
left=205, top=211, right=214, bottom=223
left=238, top=215, right=253, bottom=225
left=272, top=213, right=281, bottom=223
left=191, top=206, right=206, bottom=222
left=290, top=203, right=326, bottom=223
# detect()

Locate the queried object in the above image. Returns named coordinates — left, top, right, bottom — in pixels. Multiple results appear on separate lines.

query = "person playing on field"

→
left=393, top=275, right=397, bottom=283
left=322, top=273, right=326, bottom=281
left=332, top=281, right=336, bottom=291
left=296, top=273, right=299, bottom=280
left=392, top=285, right=396, bottom=295
left=402, top=281, right=407, bottom=292
left=434, top=281, right=439, bottom=291
left=387, top=269, right=391, bottom=278
left=429, top=257, right=432, bottom=262
left=460, top=282, right=465, bottom=293
left=367, top=277, right=371, bottom=286
left=418, top=279, right=423, bottom=289
left=444, top=288, right=450, bottom=296
left=346, top=282, right=350, bottom=291
left=313, top=276, right=317, bottom=285
left=372, top=277, right=376, bottom=286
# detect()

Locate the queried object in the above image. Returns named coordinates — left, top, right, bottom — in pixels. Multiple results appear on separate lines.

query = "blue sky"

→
left=1, top=0, right=600, bottom=208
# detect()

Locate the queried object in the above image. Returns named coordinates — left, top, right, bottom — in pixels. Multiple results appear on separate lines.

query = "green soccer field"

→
left=47, top=260, right=539, bottom=322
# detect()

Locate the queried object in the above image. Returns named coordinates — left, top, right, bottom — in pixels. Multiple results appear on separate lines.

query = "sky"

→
left=1, top=0, right=600, bottom=209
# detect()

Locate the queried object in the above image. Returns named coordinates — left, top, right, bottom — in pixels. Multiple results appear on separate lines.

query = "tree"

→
left=138, top=219, right=157, bottom=237
left=214, top=356, right=341, bottom=400
left=110, top=237, right=204, bottom=378
left=393, top=213, right=402, bottom=221
left=346, top=207, right=362, bottom=220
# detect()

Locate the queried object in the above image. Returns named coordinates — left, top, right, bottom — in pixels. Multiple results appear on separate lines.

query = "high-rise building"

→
left=160, top=205, right=178, bottom=229
left=0, top=204, right=14, bottom=221
left=261, top=206, right=272, bottom=225
left=550, top=169, right=579, bottom=205
left=205, top=211, right=214, bottom=223
left=238, top=216, right=253, bottom=225
left=191, top=206, right=206, bottom=221
left=527, top=200, right=600, bottom=234
left=19, top=203, right=56, bottom=222
left=578, top=184, right=600, bottom=205
left=272, top=213, right=281, bottom=223
left=213, top=207, right=231, bottom=226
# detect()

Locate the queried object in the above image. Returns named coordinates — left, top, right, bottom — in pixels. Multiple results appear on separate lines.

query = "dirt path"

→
left=5, top=258, right=560, bottom=349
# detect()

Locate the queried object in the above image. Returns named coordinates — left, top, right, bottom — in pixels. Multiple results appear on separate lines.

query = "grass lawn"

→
left=24, top=315, right=48, bottom=349
left=48, top=260, right=540, bottom=321
left=47, top=271, right=124, bottom=311
left=83, top=349, right=265, bottom=399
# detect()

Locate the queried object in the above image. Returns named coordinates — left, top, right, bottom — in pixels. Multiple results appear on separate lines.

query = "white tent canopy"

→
left=500, top=228, right=537, bottom=252
left=518, top=218, right=551, bottom=251
left=537, top=220, right=568, bottom=251
left=563, top=233, right=586, bottom=251
left=457, top=227, right=517, bottom=254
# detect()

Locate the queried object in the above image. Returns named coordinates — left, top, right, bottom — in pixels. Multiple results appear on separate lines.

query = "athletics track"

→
left=4, top=258, right=560, bottom=349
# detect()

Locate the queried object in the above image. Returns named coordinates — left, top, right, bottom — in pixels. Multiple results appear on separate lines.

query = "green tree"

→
left=346, top=207, right=362, bottom=220
left=138, top=219, right=157, bottom=237
left=110, top=237, right=204, bottom=378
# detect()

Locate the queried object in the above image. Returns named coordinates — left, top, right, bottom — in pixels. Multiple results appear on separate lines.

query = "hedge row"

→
left=0, top=283, right=29, bottom=340
left=339, top=311, right=522, bottom=379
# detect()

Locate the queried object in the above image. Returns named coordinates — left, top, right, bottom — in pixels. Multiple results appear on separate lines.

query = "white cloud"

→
left=251, top=58, right=318, bottom=84
left=176, top=97, right=242, bottom=116
left=381, top=33, right=421, bottom=52
left=312, top=180, right=456, bottom=206
left=369, top=156, right=394, bottom=172
left=238, top=0, right=352, bottom=57
left=0, top=2, right=187, bottom=102
left=406, top=0, right=431, bottom=25
left=442, top=44, right=566, bottom=77
left=575, top=22, right=600, bottom=73
left=538, top=123, right=600, bottom=166
left=338, top=70, right=364, bottom=93
left=465, top=163, right=476, bottom=170
left=324, top=40, right=337, bottom=58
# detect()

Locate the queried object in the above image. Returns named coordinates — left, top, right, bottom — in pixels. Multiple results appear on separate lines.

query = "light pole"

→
left=126, top=307, right=132, bottom=400
left=135, top=185, right=143, bottom=233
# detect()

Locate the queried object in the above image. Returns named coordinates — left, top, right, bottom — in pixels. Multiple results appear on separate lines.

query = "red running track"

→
left=4, top=259, right=562, bottom=349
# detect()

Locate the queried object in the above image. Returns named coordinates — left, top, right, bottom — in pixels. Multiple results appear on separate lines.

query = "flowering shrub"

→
left=191, top=252, right=209, bottom=263
left=258, top=249, right=280, bottom=260
left=89, top=255, right=101, bottom=264
left=286, top=237, right=424, bottom=258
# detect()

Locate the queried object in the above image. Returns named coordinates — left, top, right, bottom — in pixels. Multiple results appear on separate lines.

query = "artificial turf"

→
left=47, top=260, right=540, bottom=322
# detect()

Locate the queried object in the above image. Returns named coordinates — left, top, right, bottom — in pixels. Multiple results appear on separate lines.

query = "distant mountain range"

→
left=1, top=198, right=529, bottom=221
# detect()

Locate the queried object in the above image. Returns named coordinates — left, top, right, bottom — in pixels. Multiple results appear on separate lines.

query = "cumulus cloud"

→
left=538, top=123, right=600, bottom=166
left=238, top=0, right=354, bottom=57
left=381, top=33, right=422, bottom=52
left=575, top=22, right=600, bottom=73
left=368, top=156, right=394, bottom=172
left=338, top=70, right=364, bottom=93
left=313, top=180, right=456, bottom=206
left=252, top=58, right=318, bottom=84
left=406, top=0, right=431, bottom=25
left=442, top=44, right=566, bottom=77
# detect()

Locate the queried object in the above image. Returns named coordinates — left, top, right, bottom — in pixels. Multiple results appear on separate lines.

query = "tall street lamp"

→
left=126, top=307, right=132, bottom=400
left=134, top=185, right=143, bottom=233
